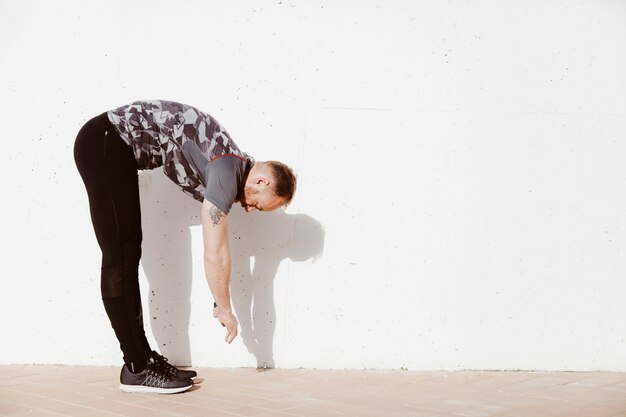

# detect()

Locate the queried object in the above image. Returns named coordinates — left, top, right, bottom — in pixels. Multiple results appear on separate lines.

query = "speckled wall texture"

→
left=1, top=0, right=625, bottom=371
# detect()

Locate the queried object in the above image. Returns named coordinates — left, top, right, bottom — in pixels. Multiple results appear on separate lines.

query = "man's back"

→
left=106, top=100, right=253, bottom=204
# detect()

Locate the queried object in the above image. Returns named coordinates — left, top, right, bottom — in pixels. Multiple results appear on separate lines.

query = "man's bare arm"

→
left=201, top=199, right=238, bottom=343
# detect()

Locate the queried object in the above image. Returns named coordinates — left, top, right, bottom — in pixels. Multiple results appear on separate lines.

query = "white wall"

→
left=1, top=0, right=625, bottom=371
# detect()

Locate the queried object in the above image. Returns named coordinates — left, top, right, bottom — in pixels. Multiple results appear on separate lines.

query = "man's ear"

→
left=255, top=176, right=271, bottom=187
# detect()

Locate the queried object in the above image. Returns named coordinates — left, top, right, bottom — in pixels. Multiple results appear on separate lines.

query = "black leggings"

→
left=73, top=112, right=151, bottom=370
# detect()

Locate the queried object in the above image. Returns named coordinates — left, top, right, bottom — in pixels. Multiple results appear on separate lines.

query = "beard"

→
left=239, top=186, right=256, bottom=208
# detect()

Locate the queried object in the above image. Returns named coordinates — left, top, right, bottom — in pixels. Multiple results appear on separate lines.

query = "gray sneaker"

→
left=119, top=358, right=193, bottom=394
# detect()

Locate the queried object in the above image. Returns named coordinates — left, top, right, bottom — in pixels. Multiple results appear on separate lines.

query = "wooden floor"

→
left=1, top=366, right=625, bottom=416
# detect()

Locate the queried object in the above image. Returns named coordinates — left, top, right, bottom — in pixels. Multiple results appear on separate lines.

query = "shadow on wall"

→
left=138, top=170, right=325, bottom=368
left=138, top=171, right=197, bottom=366
left=228, top=204, right=325, bottom=368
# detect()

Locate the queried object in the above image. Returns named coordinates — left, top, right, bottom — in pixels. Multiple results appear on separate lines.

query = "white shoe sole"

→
left=119, top=383, right=192, bottom=394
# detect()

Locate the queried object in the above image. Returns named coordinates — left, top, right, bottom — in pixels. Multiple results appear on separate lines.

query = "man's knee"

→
left=101, top=265, right=123, bottom=299
left=101, top=240, right=141, bottom=299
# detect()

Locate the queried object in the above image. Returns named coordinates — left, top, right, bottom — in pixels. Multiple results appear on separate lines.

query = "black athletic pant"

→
left=73, top=112, right=151, bottom=371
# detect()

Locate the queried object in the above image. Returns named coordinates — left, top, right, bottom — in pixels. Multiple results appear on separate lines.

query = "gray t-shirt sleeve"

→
left=203, top=156, right=240, bottom=215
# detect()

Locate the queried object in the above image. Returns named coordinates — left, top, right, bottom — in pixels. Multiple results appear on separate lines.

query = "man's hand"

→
left=213, top=304, right=238, bottom=344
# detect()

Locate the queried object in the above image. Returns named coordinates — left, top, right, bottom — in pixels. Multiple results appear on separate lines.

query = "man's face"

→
left=240, top=186, right=286, bottom=213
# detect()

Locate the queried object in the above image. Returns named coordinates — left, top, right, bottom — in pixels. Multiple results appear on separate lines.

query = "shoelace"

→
left=150, top=352, right=179, bottom=377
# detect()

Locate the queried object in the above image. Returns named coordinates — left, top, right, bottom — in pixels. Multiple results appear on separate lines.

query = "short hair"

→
left=266, top=160, right=297, bottom=206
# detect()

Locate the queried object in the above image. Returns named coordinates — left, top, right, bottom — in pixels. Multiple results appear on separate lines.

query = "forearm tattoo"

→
left=208, top=206, right=225, bottom=226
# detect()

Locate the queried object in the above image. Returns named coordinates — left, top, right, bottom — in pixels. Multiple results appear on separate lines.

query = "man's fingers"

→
left=215, top=310, right=238, bottom=344
left=226, top=326, right=237, bottom=344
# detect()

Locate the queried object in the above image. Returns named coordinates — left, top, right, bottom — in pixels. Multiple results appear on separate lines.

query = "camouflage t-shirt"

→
left=106, top=100, right=254, bottom=212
